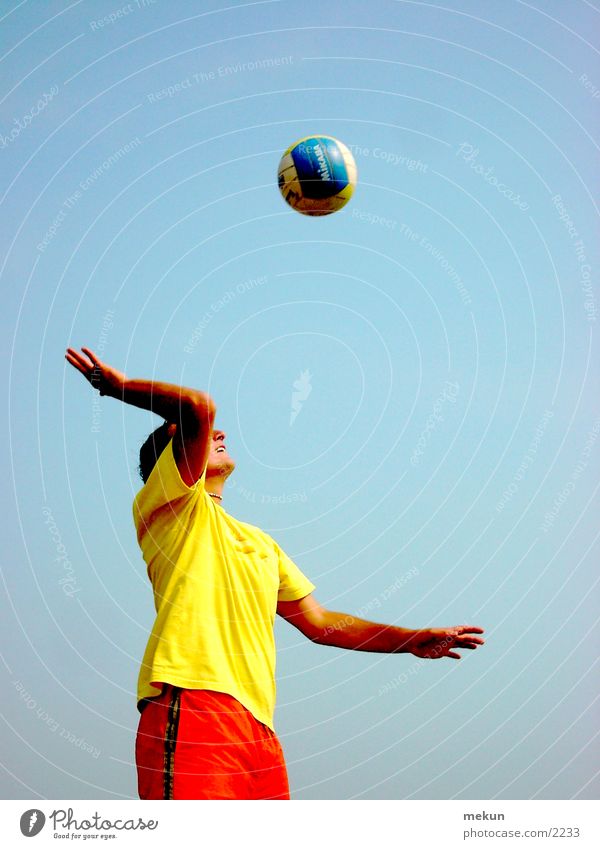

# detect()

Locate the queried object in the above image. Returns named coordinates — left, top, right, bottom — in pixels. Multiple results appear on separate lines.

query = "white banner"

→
left=1, top=800, right=598, bottom=847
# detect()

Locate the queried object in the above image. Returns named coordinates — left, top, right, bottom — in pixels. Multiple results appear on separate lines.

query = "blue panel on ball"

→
left=291, top=137, right=348, bottom=199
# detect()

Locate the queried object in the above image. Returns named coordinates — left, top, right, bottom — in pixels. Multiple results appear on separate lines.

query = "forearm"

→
left=313, top=610, right=416, bottom=654
left=115, top=379, right=214, bottom=423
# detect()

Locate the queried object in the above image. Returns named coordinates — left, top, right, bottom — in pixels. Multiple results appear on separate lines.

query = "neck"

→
left=204, top=477, right=226, bottom=501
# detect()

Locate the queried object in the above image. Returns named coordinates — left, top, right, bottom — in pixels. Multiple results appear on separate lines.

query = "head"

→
left=138, top=422, right=235, bottom=484
left=138, top=420, right=173, bottom=484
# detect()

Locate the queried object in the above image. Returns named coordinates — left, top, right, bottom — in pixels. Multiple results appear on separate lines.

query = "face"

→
left=205, top=427, right=235, bottom=478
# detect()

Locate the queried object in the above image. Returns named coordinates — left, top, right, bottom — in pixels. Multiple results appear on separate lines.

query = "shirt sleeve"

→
left=133, top=438, right=208, bottom=524
left=274, top=542, right=316, bottom=602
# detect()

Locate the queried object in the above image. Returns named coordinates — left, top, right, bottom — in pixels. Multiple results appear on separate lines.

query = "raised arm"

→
left=277, top=594, right=484, bottom=660
left=65, top=346, right=215, bottom=485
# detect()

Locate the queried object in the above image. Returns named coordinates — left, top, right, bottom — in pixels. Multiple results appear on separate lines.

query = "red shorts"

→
left=135, top=685, right=290, bottom=800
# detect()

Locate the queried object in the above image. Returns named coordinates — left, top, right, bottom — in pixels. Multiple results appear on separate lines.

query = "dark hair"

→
left=138, top=421, right=172, bottom=483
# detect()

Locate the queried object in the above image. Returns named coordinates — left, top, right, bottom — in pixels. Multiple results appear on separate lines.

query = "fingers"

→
left=65, top=347, right=103, bottom=385
left=65, top=348, right=92, bottom=376
left=81, top=347, right=99, bottom=365
left=66, top=347, right=91, bottom=367
left=456, top=636, right=485, bottom=646
left=448, top=626, right=485, bottom=645
left=444, top=628, right=485, bottom=659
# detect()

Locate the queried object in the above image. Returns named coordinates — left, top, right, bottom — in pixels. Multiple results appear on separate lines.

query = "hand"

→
left=65, top=347, right=126, bottom=398
left=409, top=625, right=485, bottom=660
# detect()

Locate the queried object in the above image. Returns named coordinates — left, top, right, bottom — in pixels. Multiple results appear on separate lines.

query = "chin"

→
left=208, top=457, right=235, bottom=477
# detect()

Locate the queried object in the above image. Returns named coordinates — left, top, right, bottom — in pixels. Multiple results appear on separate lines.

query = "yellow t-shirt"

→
left=132, top=439, right=315, bottom=731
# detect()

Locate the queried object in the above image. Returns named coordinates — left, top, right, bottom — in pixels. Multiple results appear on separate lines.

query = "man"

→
left=65, top=345, right=485, bottom=800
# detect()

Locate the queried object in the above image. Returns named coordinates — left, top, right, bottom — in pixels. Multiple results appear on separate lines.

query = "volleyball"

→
left=277, top=135, right=357, bottom=216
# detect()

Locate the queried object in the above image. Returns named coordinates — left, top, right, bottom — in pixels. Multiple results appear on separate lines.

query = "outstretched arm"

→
left=65, top=346, right=216, bottom=485
left=277, top=594, right=484, bottom=660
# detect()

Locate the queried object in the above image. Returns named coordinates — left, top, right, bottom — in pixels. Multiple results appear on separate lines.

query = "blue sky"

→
left=1, top=0, right=599, bottom=800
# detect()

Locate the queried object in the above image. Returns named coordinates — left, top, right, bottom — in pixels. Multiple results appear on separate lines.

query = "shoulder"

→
left=133, top=438, right=209, bottom=521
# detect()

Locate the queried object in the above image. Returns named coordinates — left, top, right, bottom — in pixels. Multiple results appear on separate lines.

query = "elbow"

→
left=311, top=611, right=355, bottom=646
left=306, top=630, right=325, bottom=645
left=184, top=391, right=216, bottom=424
left=200, top=392, right=217, bottom=417
left=306, top=615, right=334, bottom=646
